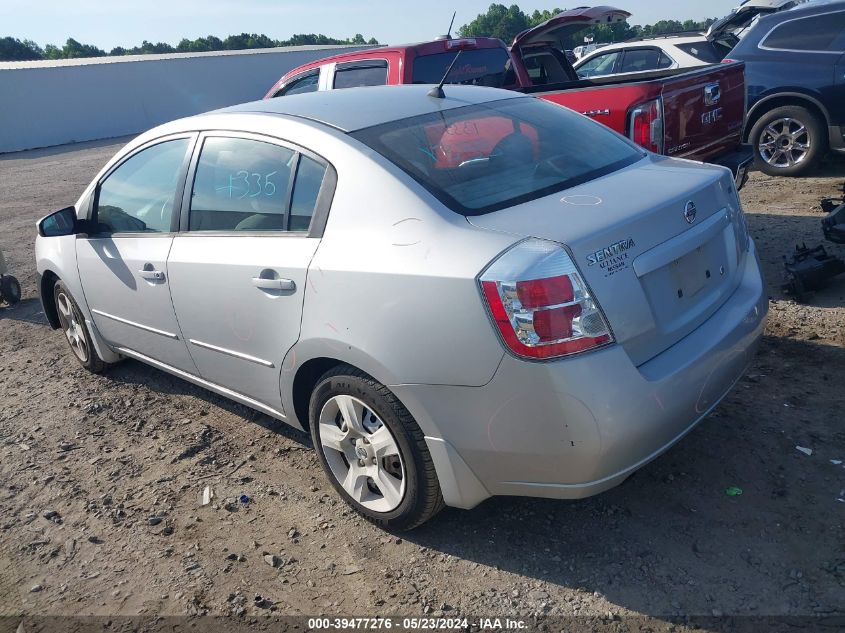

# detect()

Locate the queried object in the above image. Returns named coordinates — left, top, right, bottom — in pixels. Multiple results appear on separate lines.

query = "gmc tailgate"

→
left=522, top=62, right=750, bottom=185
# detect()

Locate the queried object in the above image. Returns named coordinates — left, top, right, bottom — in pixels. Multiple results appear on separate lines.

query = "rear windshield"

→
left=412, top=48, right=515, bottom=88
left=676, top=41, right=732, bottom=63
left=350, top=97, right=643, bottom=216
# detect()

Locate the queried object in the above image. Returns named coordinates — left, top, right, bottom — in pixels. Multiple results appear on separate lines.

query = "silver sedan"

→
left=35, top=85, right=767, bottom=529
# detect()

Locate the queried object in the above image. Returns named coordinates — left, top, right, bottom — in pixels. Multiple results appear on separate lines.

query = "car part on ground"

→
left=0, top=248, right=21, bottom=305
left=34, top=85, right=767, bottom=529
left=822, top=202, right=845, bottom=244
left=782, top=243, right=845, bottom=298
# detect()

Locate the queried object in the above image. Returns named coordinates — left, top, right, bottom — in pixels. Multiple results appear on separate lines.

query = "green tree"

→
left=0, top=37, right=43, bottom=60
left=458, top=4, right=531, bottom=43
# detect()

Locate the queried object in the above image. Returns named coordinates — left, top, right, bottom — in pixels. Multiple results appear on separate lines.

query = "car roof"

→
left=212, top=84, right=527, bottom=133
left=574, top=36, right=706, bottom=63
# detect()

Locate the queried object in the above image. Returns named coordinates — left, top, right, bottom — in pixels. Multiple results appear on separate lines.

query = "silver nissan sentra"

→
left=35, top=85, right=767, bottom=529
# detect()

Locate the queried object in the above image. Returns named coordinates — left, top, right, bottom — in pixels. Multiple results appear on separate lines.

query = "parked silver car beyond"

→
left=35, top=85, right=767, bottom=529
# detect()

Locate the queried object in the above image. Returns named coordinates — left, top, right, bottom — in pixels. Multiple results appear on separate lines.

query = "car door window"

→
left=619, top=48, right=663, bottom=74
left=290, top=155, right=328, bottom=231
left=761, top=11, right=845, bottom=52
left=333, top=62, right=388, bottom=89
left=189, top=137, right=296, bottom=232
left=275, top=72, right=319, bottom=97
left=95, top=138, right=189, bottom=233
left=576, top=51, right=620, bottom=77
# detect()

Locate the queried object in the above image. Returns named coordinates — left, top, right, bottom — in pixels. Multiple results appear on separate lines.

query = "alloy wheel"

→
left=758, top=117, right=810, bottom=169
left=318, top=394, right=406, bottom=512
left=56, top=291, right=90, bottom=363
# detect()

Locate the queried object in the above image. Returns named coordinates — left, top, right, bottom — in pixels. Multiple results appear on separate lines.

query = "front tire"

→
left=309, top=365, right=444, bottom=530
left=750, top=105, right=826, bottom=177
left=54, top=280, right=107, bottom=373
left=0, top=275, right=21, bottom=305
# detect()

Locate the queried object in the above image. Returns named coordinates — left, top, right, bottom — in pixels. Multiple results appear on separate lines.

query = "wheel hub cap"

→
left=758, top=117, right=810, bottom=169
left=318, top=394, right=406, bottom=513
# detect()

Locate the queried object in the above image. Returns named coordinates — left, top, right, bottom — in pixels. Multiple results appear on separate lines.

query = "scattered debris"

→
left=725, top=486, right=743, bottom=497
left=796, top=446, right=813, bottom=456
left=263, top=554, right=282, bottom=568
left=148, top=517, right=163, bottom=526
left=239, top=494, right=250, bottom=504
left=343, top=564, right=362, bottom=575
left=822, top=201, right=845, bottom=244
left=201, top=486, right=214, bottom=506
left=782, top=243, right=845, bottom=299
left=831, top=460, right=843, bottom=466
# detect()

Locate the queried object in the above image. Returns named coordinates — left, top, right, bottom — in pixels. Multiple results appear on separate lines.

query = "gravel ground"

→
left=1, top=140, right=844, bottom=631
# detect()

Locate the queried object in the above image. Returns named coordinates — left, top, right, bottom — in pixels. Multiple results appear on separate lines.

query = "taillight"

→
left=446, top=38, right=477, bottom=50
left=628, top=98, right=664, bottom=153
left=721, top=58, right=737, bottom=64
left=479, top=239, right=613, bottom=360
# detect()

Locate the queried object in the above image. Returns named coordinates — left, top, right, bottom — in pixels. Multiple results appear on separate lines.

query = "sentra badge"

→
left=587, top=238, right=635, bottom=266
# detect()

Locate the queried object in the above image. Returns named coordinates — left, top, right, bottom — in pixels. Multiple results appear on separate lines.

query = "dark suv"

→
left=728, top=1, right=845, bottom=176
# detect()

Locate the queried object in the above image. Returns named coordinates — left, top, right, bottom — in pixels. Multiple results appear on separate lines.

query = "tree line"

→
left=457, top=4, right=718, bottom=48
left=0, top=33, right=379, bottom=62
left=2, top=3, right=721, bottom=62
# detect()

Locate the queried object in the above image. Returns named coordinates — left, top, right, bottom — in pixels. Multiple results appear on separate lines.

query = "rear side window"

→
left=412, top=48, right=515, bottom=87
left=619, top=48, right=670, bottom=73
left=96, top=139, right=189, bottom=233
left=275, top=72, right=319, bottom=97
left=676, top=41, right=730, bottom=63
left=351, top=97, right=643, bottom=216
left=333, top=61, right=388, bottom=89
left=761, top=11, right=845, bottom=52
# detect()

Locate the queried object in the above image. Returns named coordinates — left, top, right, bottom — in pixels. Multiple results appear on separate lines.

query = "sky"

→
left=2, top=0, right=743, bottom=50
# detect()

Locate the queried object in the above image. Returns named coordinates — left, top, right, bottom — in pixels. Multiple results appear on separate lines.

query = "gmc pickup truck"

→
left=264, top=6, right=753, bottom=187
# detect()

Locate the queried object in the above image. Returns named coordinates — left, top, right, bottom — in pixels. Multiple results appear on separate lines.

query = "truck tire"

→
left=749, top=105, right=826, bottom=177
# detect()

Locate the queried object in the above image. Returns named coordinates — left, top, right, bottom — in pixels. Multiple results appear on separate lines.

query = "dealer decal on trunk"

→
left=587, top=238, right=636, bottom=277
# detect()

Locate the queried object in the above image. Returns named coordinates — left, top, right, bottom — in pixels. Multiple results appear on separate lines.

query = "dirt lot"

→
left=1, top=140, right=844, bottom=631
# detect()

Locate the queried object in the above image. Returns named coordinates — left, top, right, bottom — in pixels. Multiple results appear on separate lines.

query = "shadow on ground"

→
left=83, top=331, right=845, bottom=620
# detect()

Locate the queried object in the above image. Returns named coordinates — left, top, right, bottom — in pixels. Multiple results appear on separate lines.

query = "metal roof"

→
left=0, top=45, right=374, bottom=71
left=212, top=84, right=528, bottom=132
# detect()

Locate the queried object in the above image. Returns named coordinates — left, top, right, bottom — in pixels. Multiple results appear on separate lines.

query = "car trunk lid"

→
left=467, top=157, right=747, bottom=366
left=511, top=6, right=631, bottom=50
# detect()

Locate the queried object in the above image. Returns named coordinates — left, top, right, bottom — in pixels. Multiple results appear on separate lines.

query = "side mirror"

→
left=37, top=206, right=78, bottom=237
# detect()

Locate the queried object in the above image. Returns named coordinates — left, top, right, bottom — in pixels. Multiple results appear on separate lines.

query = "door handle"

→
left=139, top=269, right=165, bottom=281
left=252, top=277, right=296, bottom=291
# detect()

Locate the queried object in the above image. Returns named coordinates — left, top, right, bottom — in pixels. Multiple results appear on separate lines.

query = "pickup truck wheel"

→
left=309, top=365, right=445, bottom=530
left=750, top=106, right=825, bottom=177
left=54, top=280, right=107, bottom=373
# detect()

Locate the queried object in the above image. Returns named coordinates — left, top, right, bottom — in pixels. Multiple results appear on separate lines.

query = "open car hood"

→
left=511, top=6, right=631, bottom=49
left=706, top=0, right=805, bottom=40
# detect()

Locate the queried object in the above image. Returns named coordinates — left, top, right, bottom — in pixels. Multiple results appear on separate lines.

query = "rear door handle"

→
left=139, top=269, right=165, bottom=281
left=252, top=277, right=296, bottom=291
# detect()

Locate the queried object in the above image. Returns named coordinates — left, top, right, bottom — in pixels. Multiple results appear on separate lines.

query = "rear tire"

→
left=0, top=275, right=21, bottom=305
left=53, top=280, right=107, bottom=373
left=749, top=105, right=826, bottom=177
left=309, top=365, right=444, bottom=530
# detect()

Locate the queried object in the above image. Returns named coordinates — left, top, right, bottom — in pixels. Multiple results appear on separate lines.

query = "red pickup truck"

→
left=264, top=6, right=752, bottom=187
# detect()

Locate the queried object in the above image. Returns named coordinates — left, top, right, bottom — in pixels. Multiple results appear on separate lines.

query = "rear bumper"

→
left=395, top=240, right=767, bottom=509
left=710, top=144, right=753, bottom=190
